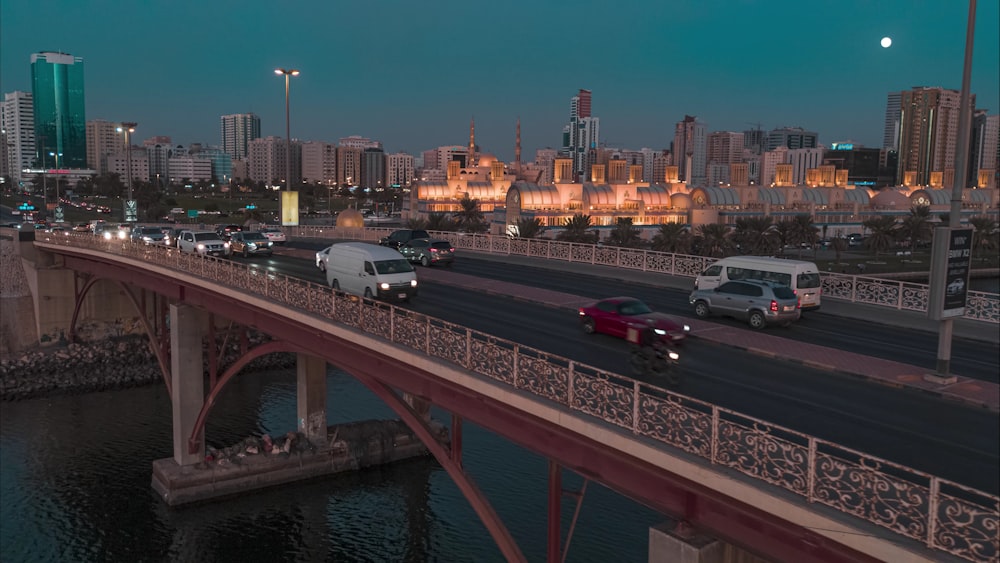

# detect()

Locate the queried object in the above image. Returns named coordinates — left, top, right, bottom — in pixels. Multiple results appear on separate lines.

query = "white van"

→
left=694, top=256, right=822, bottom=311
left=325, top=242, right=418, bottom=301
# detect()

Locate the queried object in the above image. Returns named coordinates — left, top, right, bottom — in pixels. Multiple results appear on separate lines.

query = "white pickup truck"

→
left=176, top=230, right=231, bottom=257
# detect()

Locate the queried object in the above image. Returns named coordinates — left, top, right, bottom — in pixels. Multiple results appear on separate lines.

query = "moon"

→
left=881, top=37, right=892, bottom=48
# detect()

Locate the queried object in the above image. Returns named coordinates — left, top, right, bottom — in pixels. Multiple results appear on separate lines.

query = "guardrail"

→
left=33, top=231, right=999, bottom=562
left=287, top=226, right=1000, bottom=324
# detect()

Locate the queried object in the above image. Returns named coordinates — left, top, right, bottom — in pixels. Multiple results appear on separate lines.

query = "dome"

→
left=477, top=153, right=498, bottom=167
left=337, top=208, right=364, bottom=228
left=870, top=189, right=910, bottom=209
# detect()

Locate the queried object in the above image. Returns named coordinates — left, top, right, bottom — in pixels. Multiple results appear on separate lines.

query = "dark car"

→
left=399, top=238, right=455, bottom=267
left=379, top=229, right=430, bottom=250
left=216, top=224, right=243, bottom=241
left=578, top=297, right=689, bottom=344
left=229, top=231, right=274, bottom=257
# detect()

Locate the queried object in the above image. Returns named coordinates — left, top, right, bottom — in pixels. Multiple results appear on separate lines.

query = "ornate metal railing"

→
left=34, top=232, right=1000, bottom=562
left=288, top=226, right=1000, bottom=324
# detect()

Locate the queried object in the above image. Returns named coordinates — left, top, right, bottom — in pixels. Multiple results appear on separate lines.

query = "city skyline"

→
left=2, top=1, right=998, bottom=161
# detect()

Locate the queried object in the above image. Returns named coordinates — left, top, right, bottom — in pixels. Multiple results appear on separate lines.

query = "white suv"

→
left=177, top=230, right=231, bottom=257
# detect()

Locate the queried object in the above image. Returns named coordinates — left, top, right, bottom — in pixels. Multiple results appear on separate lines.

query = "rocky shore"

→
left=0, top=334, right=296, bottom=402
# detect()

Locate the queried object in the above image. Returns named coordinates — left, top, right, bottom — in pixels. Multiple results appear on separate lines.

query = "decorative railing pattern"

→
left=288, top=226, right=1000, bottom=324
left=34, top=232, right=1000, bottom=562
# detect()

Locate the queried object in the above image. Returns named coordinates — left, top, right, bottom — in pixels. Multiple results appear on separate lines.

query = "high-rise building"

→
left=107, top=146, right=150, bottom=184
left=971, top=111, right=999, bottom=186
left=765, top=127, right=818, bottom=151
left=85, top=119, right=123, bottom=174
left=220, top=113, right=260, bottom=160
left=31, top=52, right=86, bottom=169
left=561, top=89, right=600, bottom=180
left=335, top=146, right=363, bottom=186
left=706, top=131, right=745, bottom=184
left=673, top=115, right=706, bottom=186
left=385, top=152, right=415, bottom=187
left=897, top=86, right=976, bottom=186
left=787, top=148, right=824, bottom=185
left=1, top=91, right=35, bottom=182
left=143, top=137, right=172, bottom=186
left=338, top=135, right=381, bottom=150
left=361, top=147, right=385, bottom=189
left=301, top=141, right=337, bottom=185
left=883, top=91, right=903, bottom=150
left=248, top=136, right=300, bottom=186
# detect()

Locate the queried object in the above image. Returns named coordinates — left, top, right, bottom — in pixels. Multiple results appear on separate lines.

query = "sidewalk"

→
left=276, top=245, right=1000, bottom=412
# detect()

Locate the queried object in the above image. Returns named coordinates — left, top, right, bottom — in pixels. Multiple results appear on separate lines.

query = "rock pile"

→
left=1, top=334, right=296, bottom=401
left=205, top=432, right=317, bottom=467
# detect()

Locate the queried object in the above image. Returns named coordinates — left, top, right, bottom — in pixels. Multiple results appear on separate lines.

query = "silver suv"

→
left=689, top=280, right=800, bottom=329
left=176, top=230, right=231, bottom=257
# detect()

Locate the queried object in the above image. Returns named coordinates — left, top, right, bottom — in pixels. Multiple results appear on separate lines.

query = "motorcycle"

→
left=628, top=342, right=681, bottom=385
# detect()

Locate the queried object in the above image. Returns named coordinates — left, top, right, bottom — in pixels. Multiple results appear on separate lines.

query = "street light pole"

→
left=274, top=68, right=299, bottom=225
left=933, top=0, right=977, bottom=380
left=118, top=122, right=137, bottom=221
left=49, top=151, right=62, bottom=215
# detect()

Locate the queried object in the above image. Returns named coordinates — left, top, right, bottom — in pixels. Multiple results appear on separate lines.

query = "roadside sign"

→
left=928, top=227, right=974, bottom=319
left=124, top=200, right=138, bottom=222
left=54, top=207, right=64, bottom=223
left=187, top=210, right=199, bottom=219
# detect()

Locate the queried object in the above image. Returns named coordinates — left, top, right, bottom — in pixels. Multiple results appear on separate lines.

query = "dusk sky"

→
left=2, top=1, right=998, bottom=162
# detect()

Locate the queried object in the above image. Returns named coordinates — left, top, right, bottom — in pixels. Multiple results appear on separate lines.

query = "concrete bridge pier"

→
left=296, top=353, right=328, bottom=445
left=170, top=303, right=206, bottom=466
left=649, top=520, right=769, bottom=563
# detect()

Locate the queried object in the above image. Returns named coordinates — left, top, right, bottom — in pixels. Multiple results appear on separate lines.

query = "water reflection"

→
left=1, top=368, right=660, bottom=562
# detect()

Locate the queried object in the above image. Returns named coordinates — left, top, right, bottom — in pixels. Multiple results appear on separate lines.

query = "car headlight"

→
left=118, top=231, right=126, bottom=239
left=654, top=328, right=666, bottom=335
left=683, top=325, right=690, bottom=332
left=410, top=279, right=418, bottom=287
left=379, top=282, right=390, bottom=290
left=266, top=241, right=273, bottom=247
left=248, top=243, right=256, bottom=249
left=103, top=231, right=112, bottom=239
left=197, top=243, right=205, bottom=250
left=223, top=242, right=230, bottom=248
left=668, top=351, right=680, bottom=361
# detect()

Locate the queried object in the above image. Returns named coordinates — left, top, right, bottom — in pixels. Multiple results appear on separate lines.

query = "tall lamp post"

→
left=117, top=122, right=137, bottom=221
left=275, top=68, right=299, bottom=225
left=932, top=0, right=977, bottom=380
left=49, top=151, right=63, bottom=221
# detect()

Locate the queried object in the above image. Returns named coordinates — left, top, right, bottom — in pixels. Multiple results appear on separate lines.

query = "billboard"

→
left=280, top=191, right=299, bottom=226
left=928, top=227, right=974, bottom=320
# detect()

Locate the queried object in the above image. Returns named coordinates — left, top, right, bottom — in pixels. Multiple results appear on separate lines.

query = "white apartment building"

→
left=639, top=148, right=660, bottom=183
left=1, top=91, right=34, bottom=182
left=338, top=135, right=381, bottom=150
left=220, top=113, right=260, bottom=160
left=385, top=152, right=415, bottom=187
left=167, top=155, right=212, bottom=183
left=85, top=120, right=124, bottom=174
left=760, top=146, right=789, bottom=186
left=107, top=147, right=151, bottom=184
left=883, top=91, right=902, bottom=151
left=788, top=147, right=825, bottom=185
left=301, top=141, right=337, bottom=185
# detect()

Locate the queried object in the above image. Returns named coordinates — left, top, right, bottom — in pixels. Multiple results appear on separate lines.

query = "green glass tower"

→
left=31, top=51, right=86, bottom=169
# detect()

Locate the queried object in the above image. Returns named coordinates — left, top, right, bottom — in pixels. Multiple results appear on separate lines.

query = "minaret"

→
left=468, top=116, right=476, bottom=167
left=515, top=117, right=521, bottom=173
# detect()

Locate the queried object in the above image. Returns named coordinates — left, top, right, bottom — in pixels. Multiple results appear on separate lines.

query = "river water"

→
left=0, top=367, right=662, bottom=562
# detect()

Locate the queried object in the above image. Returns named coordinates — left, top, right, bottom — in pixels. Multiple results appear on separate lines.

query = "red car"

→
left=579, top=297, right=689, bottom=344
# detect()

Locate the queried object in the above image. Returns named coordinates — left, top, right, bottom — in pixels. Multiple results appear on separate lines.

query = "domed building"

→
left=336, top=207, right=364, bottom=228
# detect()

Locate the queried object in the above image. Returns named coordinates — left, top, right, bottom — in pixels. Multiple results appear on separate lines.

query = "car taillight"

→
left=770, top=300, right=778, bottom=312
left=430, top=248, right=438, bottom=252
left=797, top=299, right=801, bottom=309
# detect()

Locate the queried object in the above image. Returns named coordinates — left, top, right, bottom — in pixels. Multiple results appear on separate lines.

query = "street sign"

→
left=124, top=200, right=138, bottom=222
left=928, top=227, right=974, bottom=319
left=187, top=210, right=199, bottom=219
left=54, top=207, right=64, bottom=223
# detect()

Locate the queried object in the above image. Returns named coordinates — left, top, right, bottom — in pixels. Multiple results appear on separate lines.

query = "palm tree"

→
left=405, top=217, right=428, bottom=230
left=426, top=212, right=456, bottom=232
left=790, top=214, right=820, bottom=258
left=773, top=219, right=794, bottom=256
left=862, top=215, right=898, bottom=259
left=606, top=217, right=642, bottom=248
left=694, top=223, right=731, bottom=257
left=651, top=223, right=692, bottom=254
left=513, top=217, right=544, bottom=238
left=969, top=216, right=998, bottom=262
left=454, top=195, right=485, bottom=232
left=557, top=214, right=598, bottom=244
left=732, top=216, right=778, bottom=256
left=830, top=236, right=847, bottom=265
left=898, top=206, right=932, bottom=253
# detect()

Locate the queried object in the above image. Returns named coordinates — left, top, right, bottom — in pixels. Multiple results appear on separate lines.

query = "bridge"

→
left=6, top=228, right=998, bottom=563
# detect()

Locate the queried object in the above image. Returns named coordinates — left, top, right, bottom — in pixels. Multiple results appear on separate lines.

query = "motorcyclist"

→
left=639, top=318, right=662, bottom=364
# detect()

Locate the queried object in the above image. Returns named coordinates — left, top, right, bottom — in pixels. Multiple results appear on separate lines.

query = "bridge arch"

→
left=69, top=275, right=173, bottom=395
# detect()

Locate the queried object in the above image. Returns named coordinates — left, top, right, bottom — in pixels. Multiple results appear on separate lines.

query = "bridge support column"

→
left=170, top=303, right=206, bottom=466
left=296, top=353, right=328, bottom=445
left=649, top=520, right=768, bottom=563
